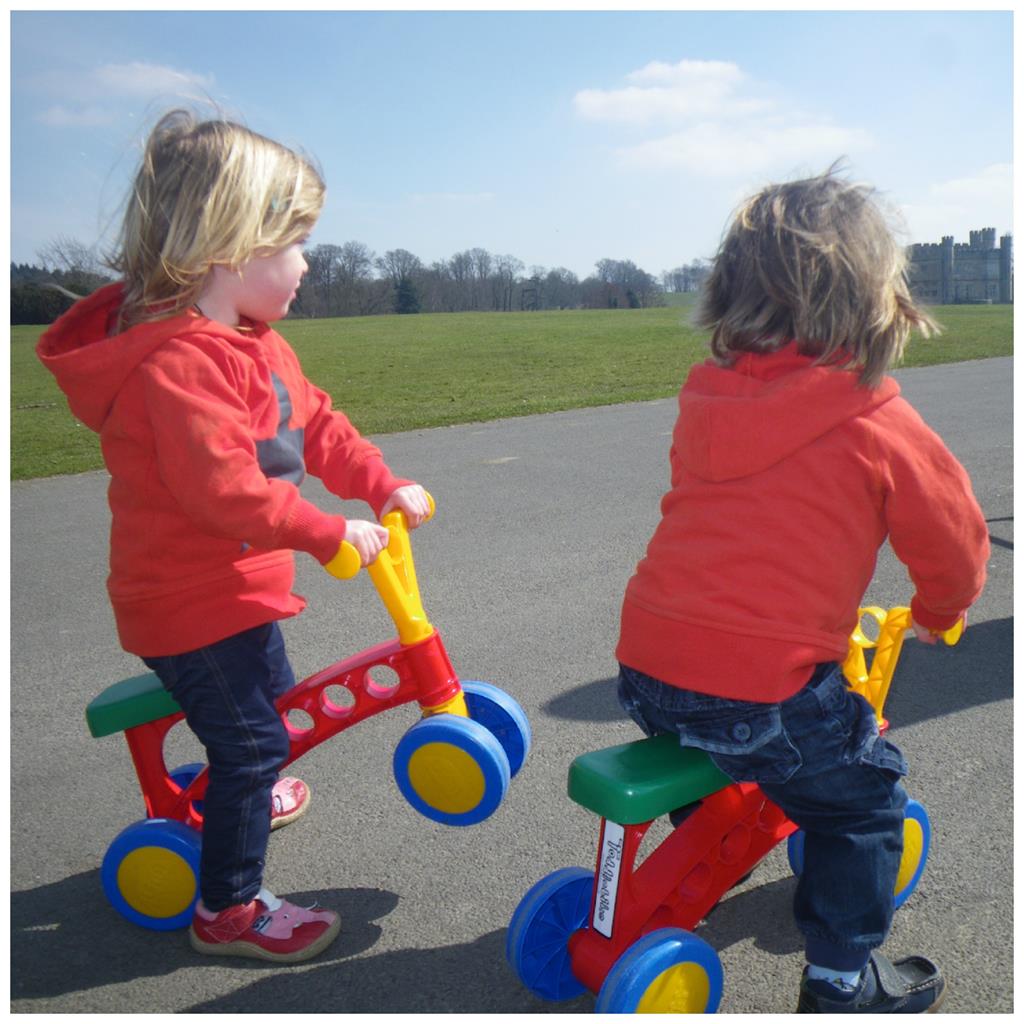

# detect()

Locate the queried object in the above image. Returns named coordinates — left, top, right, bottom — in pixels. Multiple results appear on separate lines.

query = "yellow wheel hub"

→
left=895, top=817, right=924, bottom=894
left=637, top=962, right=710, bottom=1013
left=407, top=742, right=485, bottom=814
left=117, top=846, right=196, bottom=919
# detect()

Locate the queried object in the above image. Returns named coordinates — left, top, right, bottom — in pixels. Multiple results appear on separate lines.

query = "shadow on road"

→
left=186, top=927, right=596, bottom=1014
left=11, top=874, right=399, bottom=1001
left=546, top=617, right=1013, bottom=729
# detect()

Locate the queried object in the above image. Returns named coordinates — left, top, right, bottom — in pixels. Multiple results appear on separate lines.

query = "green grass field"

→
left=11, top=300, right=1012, bottom=480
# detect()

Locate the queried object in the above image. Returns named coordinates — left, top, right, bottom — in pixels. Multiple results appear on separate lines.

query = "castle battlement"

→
left=908, top=228, right=1012, bottom=304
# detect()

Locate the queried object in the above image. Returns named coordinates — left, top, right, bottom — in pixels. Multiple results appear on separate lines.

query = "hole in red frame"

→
left=321, top=684, right=357, bottom=718
left=364, top=664, right=401, bottom=700
left=285, top=708, right=315, bottom=736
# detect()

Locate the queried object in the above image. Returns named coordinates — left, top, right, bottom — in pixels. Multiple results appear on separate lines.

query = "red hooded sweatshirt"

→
left=616, top=344, right=989, bottom=703
left=37, top=282, right=411, bottom=657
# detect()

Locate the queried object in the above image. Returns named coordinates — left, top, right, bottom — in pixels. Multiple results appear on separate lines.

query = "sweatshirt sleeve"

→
left=876, top=400, right=990, bottom=631
left=140, top=343, right=347, bottom=565
left=300, top=376, right=413, bottom=517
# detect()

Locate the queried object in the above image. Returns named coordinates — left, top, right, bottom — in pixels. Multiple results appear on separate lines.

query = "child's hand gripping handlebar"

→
left=323, top=492, right=437, bottom=646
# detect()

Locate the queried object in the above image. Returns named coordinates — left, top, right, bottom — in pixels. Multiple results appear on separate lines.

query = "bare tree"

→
left=338, top=241, right=375, bottom=283
left=493, top=253, right=525, bottom=312
left=35, top=235, right=111, bottom=297
left=37, top=235, right=105, bottom=276
left=302, top=244, right=343, bottom=316
left=375, top=248, right=423, bottom=289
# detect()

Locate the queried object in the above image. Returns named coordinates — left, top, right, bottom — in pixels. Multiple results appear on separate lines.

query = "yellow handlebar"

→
left=324, top=542, right=362, bottom=581
left=324, top=492, right=435, bottom=581
left=324, top=492, right=436, bottom=646
left=939, top=617, right=964, bottom=646
left=844, top=605, right=963, bottom=721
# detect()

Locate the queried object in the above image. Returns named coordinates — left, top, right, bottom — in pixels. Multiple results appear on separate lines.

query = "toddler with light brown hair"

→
left=615, top=166, right=988, bottom=1012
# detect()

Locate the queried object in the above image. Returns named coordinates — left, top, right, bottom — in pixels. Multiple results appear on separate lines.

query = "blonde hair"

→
left=695, top=166, right=938, bottom=387
left=111, top=109, right=325, bottom=327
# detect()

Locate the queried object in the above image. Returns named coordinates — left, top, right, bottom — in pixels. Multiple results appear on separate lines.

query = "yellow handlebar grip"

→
left=941, top=619, right=965, bottom=646
left=324, top=541, right=362, bottom=580
left=380, top=491, right=436, bottom=534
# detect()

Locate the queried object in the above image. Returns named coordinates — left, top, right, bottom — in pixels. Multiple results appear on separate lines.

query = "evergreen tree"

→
left=395, top=276, right=421, bottom=314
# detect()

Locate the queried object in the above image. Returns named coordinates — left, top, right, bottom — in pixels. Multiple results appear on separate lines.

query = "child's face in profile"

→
left=203, top=237, right=310, bottom=325
left=233, top=240, right=310, bottom=323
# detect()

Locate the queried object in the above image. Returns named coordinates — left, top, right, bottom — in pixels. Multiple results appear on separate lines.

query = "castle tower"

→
left=941, top=236, right=954, bottom=304
left=1000, top=234, right=1013, bottom=303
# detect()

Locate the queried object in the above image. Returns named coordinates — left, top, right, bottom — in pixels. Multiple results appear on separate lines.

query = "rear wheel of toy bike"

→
left=393, top=714, right=510, bottom=826
left=101, top=818, right=201, bottom=930
left=787, top=798, right=931, bottom=909
left=461, top=680, right=531, bottom=777
left=169, top=761, right=206, bottom=815
left=506, top=866, right=593, bottom=1001
left=594, top=927, right=724, bottom=1013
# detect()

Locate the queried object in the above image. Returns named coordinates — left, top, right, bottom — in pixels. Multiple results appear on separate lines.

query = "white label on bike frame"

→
left=593, top=820, right=625, bottom=938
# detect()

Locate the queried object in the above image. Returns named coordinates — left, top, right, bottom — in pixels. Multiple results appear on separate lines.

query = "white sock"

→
left=806, top=963, right=863, bottom=991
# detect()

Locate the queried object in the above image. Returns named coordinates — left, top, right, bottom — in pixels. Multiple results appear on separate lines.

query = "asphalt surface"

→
left=11, top=356, right=1012, bottom=1014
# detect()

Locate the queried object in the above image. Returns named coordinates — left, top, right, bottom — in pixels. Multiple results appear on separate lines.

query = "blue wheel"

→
left=787, top=798, right=931, bottom=910
left=169, top=761, right=206, bottom=815
left=894, top=800, right=931, bottom=909
left=393, top=714, right=510, bottom=826
left=101, top=818, right=201, bottom=930
left=595, top=928, right=724, bottom=1013
left=786, top=829, right=806, bottom=876
left=507, top=867, right=593, bottom=1001
left=461, top=680, right=532, bottom=777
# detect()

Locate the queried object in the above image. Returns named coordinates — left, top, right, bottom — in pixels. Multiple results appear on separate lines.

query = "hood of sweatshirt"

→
left=36, top=282, right=244, bottom=433
left=675, top=343, right=901, bottom=482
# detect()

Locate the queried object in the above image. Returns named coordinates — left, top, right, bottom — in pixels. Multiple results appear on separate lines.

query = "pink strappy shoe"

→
left=270, top=776, right=310, bottom=830
left=190, top=888, right=340, bottom=962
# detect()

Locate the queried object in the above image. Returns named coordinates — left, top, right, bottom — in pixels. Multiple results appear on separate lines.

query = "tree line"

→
left=11, top=234, right=712, bottom=324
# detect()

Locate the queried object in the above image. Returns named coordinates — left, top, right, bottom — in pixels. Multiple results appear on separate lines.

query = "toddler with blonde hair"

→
left=39, top=109, right=431, bottom=962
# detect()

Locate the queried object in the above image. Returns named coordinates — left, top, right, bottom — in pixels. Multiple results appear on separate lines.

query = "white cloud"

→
left=93, top=61, right=214, bottom=98
left=574, top=59, right=768, bottom=125
left=37, top=104, right=117, bottom=128
left=574, top=58, right=874, bottom=179
left=616, top=119, right=875, bottom=178
left=898, top=164, right=1013, bottom=243
left=31, top=61, right=215, bottom=128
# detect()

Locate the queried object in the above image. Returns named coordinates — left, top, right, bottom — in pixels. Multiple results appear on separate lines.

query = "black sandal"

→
left=797, top=950, right=946, bottom=1013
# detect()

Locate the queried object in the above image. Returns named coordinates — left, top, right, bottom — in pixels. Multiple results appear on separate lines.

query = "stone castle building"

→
left=908, top=228, right=1013, bottom=304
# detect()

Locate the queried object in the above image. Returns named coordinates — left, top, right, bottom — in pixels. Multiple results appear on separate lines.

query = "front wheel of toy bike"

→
left=893, top=800, right=931, bottom=908
left=786, top=798, right=931, bottom=909
left=461, top=680, right=532, bottom=777
left=594, top=927, right=724, bottom=1013
left=393, top=714, right=510, bottom=826
left=506, top=866, right=593, bottom=1001
left=101, top=818, right=201, bottom=930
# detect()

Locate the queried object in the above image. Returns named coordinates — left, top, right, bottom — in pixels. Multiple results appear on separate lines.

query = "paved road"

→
left=11, top=357, right=1012, bottom=1013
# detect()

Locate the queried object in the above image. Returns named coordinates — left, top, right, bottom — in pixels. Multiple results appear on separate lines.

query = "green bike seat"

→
left=86, top=673, right=182, bottom=738
left=568, top=732, right=732, bottom=825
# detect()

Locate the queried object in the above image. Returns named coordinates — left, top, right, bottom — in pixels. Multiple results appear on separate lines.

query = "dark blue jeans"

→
left=143, top=622, right=296, bottom=911
left=617, top=662, right=909, bottom=971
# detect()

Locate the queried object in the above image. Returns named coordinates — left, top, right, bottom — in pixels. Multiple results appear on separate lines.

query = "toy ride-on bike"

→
left=507, top=606, right=960, bottom=1013
left=86, top=496, right=531, bottom=931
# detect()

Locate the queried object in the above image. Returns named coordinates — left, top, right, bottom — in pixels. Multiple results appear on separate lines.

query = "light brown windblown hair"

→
left=695, top=166, right=938, bottom=387
left=110, top=109, right=325, bottom=328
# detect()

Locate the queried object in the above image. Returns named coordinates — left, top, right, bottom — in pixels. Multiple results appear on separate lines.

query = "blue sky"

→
left=9, top=8, right=1014, bottom=281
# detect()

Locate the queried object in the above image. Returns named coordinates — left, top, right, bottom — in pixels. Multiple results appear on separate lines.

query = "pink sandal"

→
left=270, top=777, right=310, bottom=830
